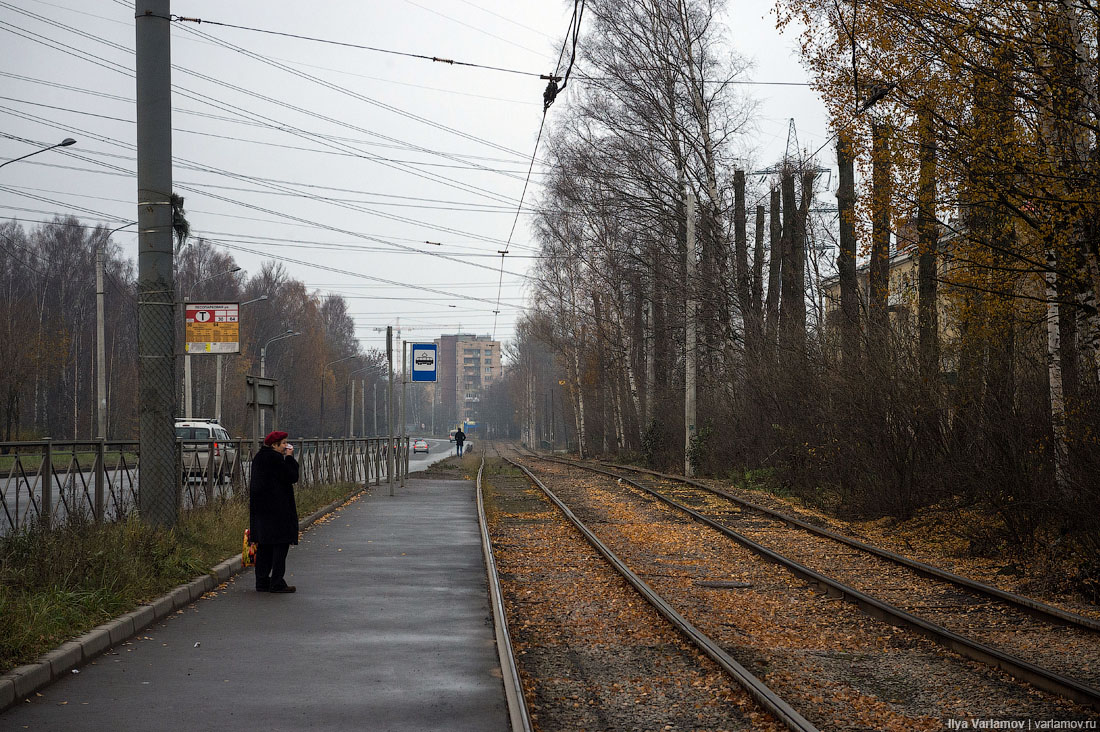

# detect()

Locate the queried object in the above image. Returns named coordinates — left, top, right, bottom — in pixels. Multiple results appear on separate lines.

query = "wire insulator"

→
left=542, top=79, right=559, bottom=111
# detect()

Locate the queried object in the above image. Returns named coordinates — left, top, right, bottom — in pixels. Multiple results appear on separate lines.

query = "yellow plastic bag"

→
left=242, top=529, right=257, bottom=567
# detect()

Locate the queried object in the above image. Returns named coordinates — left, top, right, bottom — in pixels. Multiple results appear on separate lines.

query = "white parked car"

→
left=175, top=419, right=236, bottom=483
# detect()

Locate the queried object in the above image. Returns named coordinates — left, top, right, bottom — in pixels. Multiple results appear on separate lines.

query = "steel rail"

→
left=595, top=458, right=1100, bottom=634
left=529, top=452, right=1100, bottom=711
left=475, top=457, right=535, bottom=732
left=502, top=455, right=821, bottom=732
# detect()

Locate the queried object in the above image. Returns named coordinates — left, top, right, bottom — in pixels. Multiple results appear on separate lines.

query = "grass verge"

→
left=0, top=481, right=358, bottom=673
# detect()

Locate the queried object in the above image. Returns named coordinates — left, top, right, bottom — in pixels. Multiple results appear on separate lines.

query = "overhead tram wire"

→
left=1, top=91, right=534, bottom=177
left=0, top=71, right=539, bottom=167
left=403, top=0, right=549, bottom=59
left=0, top=208, right=557, bottom=262
left=158, top=12, right=561, bottom=81
left=1, top=141, right=551, bottom=230
left=0, top=131, right=537, bottom=281
left=0, top=106, right=539, bottom=274
left=0, top=10, right=536, bottom=209
left=169, top=22, right=542, bottom=163
left=492, top=0, right=585, bottom=339
left=148, top=11, right=553, bottom=164
left=0, top=182, right=529, bottom=310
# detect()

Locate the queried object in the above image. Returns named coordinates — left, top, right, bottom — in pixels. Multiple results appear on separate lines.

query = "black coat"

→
left=454, top=430, right=466, bottom=445
left=249, top=446, right=300, bottom=545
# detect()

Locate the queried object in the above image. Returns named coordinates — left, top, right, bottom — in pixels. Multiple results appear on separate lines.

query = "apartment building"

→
left=433, top=333, right=501, bottom=431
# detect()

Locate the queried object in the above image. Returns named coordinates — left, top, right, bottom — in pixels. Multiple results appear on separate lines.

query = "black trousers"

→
left=255, top=543, right=290, bottom=589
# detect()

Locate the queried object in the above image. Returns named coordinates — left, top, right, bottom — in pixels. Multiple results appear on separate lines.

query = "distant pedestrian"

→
left=454, top=428, right=466, bottom=457
left=249, top=430, right=300, bottom=593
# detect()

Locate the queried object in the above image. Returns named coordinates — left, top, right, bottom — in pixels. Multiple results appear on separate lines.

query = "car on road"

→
left=175, top=419, right=236, bottom=483
left=412, top=438, right=429, bottom=454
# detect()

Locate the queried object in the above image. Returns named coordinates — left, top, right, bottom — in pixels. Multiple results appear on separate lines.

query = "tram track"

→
left=515, top=446, right=1100, bottom=715
left=481, top=443, right=810, bottom=731
left=475, top=457, right=534, bottom=732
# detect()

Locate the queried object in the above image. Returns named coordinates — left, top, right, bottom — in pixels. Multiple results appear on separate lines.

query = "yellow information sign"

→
left=185, top=302, right=240, bottom=354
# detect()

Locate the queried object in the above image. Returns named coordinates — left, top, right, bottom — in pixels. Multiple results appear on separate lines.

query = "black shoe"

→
left=256, top=585, right=270, bottom=592
left=270, top=585, right=296, bottom=594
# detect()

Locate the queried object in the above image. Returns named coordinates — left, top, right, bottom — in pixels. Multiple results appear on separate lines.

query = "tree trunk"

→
left=917, top=104, right=940, bottom=383
left=779, top=171, right=802, bottom=358
left=1045, top=250, right=1070, bottom=494
left=733, top=170, right=753, bottom=358
left=764, top=187, right=782, bottom=361
left=752, top=203, right=766, bottom=361
left=836, top=132, right=860, bottom=367
left=869, top=123, right=892, bottom=359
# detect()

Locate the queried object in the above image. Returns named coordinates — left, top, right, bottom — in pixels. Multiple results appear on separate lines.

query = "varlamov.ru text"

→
left=946, top=721, right=1097, bottom=730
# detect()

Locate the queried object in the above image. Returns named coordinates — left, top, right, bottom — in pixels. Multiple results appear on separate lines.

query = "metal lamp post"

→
left=96, top=220, right=136, bottom=439
left=346, top=365, right=371, bottom=437
left=0, top=137, right=76, bottom=170
left=183, top=266, right=240, bottom=418
left=320, top=354, right=358, bottom=438
left=213, top=294, right=268, bottom=422
left=259, top=329, right=299, bottom=434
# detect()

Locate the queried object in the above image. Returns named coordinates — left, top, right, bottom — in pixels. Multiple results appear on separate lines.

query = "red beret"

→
left=264, top=430, right=289, bottom=446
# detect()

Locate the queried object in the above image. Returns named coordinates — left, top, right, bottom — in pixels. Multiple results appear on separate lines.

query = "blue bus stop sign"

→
left=411, top=343, right=437, bottom=382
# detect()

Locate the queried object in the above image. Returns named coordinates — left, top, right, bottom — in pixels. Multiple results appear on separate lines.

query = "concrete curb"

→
left=0, top=485, right=366, bottom=714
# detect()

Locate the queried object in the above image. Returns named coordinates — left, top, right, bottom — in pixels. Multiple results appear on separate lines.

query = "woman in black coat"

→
left=249, top=430, right=300, bottom=593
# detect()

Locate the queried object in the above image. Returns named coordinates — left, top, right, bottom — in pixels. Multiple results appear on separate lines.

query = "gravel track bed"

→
left=483, top=461, right=783, bottom=732
left=517, top=457, right=1098, bottom=730
left=674, top=472, right=1100, bottom=624
left=637, top=475, right=1100, bottom=690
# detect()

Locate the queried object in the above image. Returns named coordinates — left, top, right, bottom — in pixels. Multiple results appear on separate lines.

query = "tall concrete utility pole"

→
left=386, top=326, right=395, bottom=496
left=373, top=382, right=377, bottom=436
left=684, top=190, right=697, bottom=478
left=136, top=0, right=176, bottom=526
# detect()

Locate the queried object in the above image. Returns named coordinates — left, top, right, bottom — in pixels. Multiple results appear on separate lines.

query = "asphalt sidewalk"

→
left=1, top=477, right=510, bottom=732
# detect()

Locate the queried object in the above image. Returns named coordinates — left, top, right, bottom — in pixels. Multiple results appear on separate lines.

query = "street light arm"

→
left=186, top=266, right=242, bottom=301
left=324, top=353, right=360, bottom=372
left=262, top=329, right=300, bottom=351
left=0, top=138, right=76, bottom=170
left=347, top=365, right=372, bottom=384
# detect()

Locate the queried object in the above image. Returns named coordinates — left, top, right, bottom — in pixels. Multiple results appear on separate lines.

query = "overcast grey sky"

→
left=0, top=0, right=828, bottom=354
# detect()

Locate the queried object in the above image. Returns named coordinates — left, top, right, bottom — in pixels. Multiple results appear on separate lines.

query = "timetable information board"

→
left=185, top=302, right=240, bottom=354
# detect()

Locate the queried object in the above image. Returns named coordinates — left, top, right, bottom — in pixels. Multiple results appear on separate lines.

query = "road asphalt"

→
left=1, top=468, right=510, bottom=731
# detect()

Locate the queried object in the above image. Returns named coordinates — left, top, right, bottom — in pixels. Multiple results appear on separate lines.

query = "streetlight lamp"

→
left=213, top=294, right=268, bottom=422
left=320, top=354, right=358, bottom=438
left=259, top=329, right=299, bottom=434
left=346, top=365, right=372, bottom=437
left=0, top=137, right=76, bottom=170
left=96, top=220, right=136, bottom=439
left=183, top=266, right=241, bottom=419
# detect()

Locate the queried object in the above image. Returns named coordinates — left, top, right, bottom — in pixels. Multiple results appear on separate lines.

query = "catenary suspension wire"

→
left=166, top=13, right=558, bottom=79
left=0, top=106, right=538, bottom=273
left=492, top=0, right=584, bottom=339
left=0, top=11, right=534, bottom=207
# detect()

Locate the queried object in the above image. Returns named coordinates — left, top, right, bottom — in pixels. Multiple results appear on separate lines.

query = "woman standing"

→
left=249, top=430, right=300, bottom=593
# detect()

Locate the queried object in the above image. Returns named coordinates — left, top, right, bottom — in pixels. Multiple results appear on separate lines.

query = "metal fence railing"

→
left=0, top=437, right=409, bottom=536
